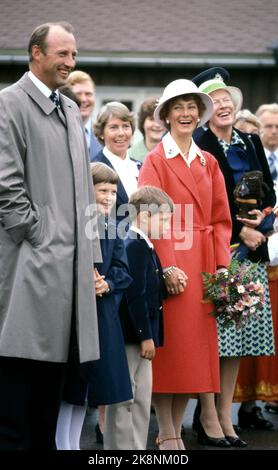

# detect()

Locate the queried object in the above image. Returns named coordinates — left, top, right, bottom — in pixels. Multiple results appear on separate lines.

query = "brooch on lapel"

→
left=199, top=154, right=206, bottom=166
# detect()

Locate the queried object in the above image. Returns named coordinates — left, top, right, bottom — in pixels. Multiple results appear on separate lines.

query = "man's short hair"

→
left=67, top=70, right=95, bottom=89
left=256, top=103, right=278, bottom=118
left=28, top=22, right=74, bottom=62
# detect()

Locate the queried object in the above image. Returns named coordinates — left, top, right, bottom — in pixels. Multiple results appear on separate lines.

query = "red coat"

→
left=138, top=142, right=232, bottom=393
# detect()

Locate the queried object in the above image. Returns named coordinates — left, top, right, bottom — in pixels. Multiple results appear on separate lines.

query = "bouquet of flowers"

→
left=201, top=258, right=265, bottom=329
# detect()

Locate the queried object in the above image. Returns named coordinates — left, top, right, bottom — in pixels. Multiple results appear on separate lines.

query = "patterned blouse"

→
left=218, top=129, right=246, bottom=157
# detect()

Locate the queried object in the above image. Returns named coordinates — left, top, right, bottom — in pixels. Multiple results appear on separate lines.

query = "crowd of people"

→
left=0, top=21, right=277, bottom=451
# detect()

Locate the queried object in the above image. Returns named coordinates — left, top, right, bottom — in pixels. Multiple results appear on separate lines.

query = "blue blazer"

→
left=119, top=230, right=164, bottom=348
left=64, top=217, right=133, bottom=407
left=89, top=133, right=103, bottom=161
left=194, top=127, right=276, bottom=262
left=92, top=150, right=142, bottom=224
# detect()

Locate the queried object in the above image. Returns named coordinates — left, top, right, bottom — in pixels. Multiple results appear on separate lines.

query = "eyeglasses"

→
left=212, top=97, right=233, bottom=107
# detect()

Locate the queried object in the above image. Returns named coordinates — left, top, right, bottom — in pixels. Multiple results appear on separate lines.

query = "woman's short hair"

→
left=234, top=109, right=261, bottom=130
left=137, top=97, right=158, bottom=137
left=160, top=94, right=206, bottom=130
left=94, top=101, right=135, bottom=143
left=128, top=186, right=174, bottom=221
left=90, top=162, right=119, bottom=186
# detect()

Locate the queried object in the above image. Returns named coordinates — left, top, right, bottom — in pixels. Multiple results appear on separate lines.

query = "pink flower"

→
left=242, top=295, right=253, bottom=307
left=234, top=300, right=245, bottom=311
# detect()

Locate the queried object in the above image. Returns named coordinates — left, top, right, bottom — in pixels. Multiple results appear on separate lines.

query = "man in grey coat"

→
left=0, top=22, right=102, bottom=449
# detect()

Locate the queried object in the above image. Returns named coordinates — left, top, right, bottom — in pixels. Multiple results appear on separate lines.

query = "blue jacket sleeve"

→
left=124, top=240, right=153, bottom=341
left=106, top=237, right=133, bottom=294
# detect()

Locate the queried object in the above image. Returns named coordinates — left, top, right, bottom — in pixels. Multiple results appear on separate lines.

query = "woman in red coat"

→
left=138, top=79, right=232, bottom=449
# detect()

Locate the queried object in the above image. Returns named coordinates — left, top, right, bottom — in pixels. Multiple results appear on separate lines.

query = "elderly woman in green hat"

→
left=192, top=67, right=276, bottom=445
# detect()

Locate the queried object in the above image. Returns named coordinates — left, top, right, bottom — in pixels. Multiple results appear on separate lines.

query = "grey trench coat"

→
left=0, top=73, right=102, bottom=363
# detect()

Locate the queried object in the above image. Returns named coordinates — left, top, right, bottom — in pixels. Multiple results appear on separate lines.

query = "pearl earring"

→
left=166, top=119, right=170, bottom=124
left=197, top=118, right=201, bottom=123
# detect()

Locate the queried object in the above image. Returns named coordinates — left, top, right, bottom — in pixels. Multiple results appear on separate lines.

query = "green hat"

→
left=199, top=78, right=243, bottom=113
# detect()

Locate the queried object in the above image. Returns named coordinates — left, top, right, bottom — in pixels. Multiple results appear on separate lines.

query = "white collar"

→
left=28, top=71, right=58, bottom=99
left=162, top=132, right=204, bottom=166
left=264, top=147, right=278, bottom=157
left=103, top=146, right=130, bottom=165
left=129, top=225, right=154, bottom=249
left=84, top=117, right=93, bottom=135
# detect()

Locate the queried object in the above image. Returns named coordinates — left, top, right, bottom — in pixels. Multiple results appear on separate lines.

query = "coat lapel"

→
left=19, top=73, right=67, bottom=127
left=156, top=143, right=205, bottom=215
left=195, top=128, right=236, bottom=205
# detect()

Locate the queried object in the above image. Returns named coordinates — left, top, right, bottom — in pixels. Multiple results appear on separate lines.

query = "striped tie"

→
left=268, top=152, right=278, bottom=181
left=49, top=91, right=61, bottom=108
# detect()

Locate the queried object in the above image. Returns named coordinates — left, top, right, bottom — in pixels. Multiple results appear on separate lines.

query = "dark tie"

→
left=268, top=152, right=278, bottom=181
left=49, top=91, right=66, bottom=126
left=49, top=91, right=61, bottom=108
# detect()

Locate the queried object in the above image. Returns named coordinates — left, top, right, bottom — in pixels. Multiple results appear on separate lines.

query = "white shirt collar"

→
left=129, top=225, right=154, bottom=249
left=85, top=117, right=92, bottom=135
left=103, top=146, right=128, bottom=164
left=103, top=147, right=138, bottom=174
left=28, top=71, right=58, bottom=99
left=264, top=147, right=278, bottom=158
left=162, top=131, right=204, bottom=166
left=103, top=146, right=138, bottom=197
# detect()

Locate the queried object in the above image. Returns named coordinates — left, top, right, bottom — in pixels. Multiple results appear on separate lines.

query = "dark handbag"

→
left=233, top=170, right=265, bottom=219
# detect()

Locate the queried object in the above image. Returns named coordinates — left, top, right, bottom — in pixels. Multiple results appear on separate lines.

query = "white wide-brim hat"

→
left=198, top=79, right=243, bottom=113
left=154, top=79, right=214, bottom=128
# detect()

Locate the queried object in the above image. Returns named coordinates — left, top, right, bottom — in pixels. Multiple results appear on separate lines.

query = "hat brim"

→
left=154, top=91, right=214, bottom=128
left=199, top=81, right=243, bottom=113
left=225, top=86, right=243, bottom=113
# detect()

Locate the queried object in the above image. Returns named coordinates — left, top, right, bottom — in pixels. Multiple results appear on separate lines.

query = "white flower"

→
left=250, top=306, right=256, bottom=314
left=237, top=285, right=245, bottom=293
left=251, top=296, right=259, bottom=305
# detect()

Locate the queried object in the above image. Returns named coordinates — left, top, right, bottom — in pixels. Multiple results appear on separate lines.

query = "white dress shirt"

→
left=28, top=71, right=59, bottom=99
left=84, top=117, right=92, bottom=150
left=103, top=147, right=139, bottom=197
left=264, top=148, right=278, bottom=179
left=162, top=132, right=205, bottom=167
left=129, top=225, right=154, bottom=249
left=264, top=147, right=278, bottom=199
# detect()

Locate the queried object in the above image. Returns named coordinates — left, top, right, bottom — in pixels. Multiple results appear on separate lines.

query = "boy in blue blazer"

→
left=104, top=186, right=174, bottom=450
left=56, top=162, right=133, bottom=450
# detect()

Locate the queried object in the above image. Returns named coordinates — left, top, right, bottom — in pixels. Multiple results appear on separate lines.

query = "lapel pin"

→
left=199, top=155, right=206, bottom=166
